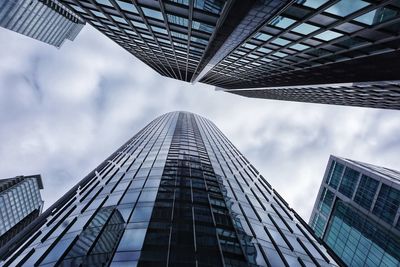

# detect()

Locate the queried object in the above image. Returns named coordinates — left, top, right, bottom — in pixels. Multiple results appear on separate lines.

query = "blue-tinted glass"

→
left=325, top=0, right=369, bottom=17
left=92, top=10, right=107, bottom=19
left=192, top=21, right=214, bottom=33
left=319, top=188, right=335, bottom=216
left=328, top=162, right=344, bottom=189
left=111, top=15, right=127, bottom=24
left=372, top=184, right=400, bottom=225
left=167, top=14, right=188, bottom=27
left=130, top=207, right=153, bottom=222
left=270, top=16, right=296, bottom=28
left=194, top=0, right=225, bottom=14
left=354, top=8, right=398, bottom=25
left=325, top=200, right=400, bottom=266
left=271, top=38, right=291, bottom=46
left=142, top=7, right=164, bottom=21
left=338, top=168, right=359, bottom=198
left=299, top=0, right=327, bottom=9
left=291, top=23, right=319, bottom=35
left=117, top=229, right=147, bottom=251
left=116, top=0, right=138, bottom=13
left=353, top=175, right=379, bottom=210
left=95, top=0, right=112, bottom=6
left=290, top=43, right=310, bottom=51
left=132, top=21, right=147, bottom=29
left=314, top=30, right=343, bottom=41
left=255, top=33, right=272, bottom=41
left=151, top=26, right=168, bottom=35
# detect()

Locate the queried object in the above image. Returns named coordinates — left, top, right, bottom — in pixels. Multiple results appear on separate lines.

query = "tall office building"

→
left=57, top=0, right=400, bottom=109
left=0, top=0, right=85, bottom=48
left=0, top=112, right=342, bottom=266
left=310, top=155, right=400, bottom=266
left=0, top=174, right=44, bottom=247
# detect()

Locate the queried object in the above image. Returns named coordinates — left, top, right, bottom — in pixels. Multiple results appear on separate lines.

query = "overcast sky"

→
left=0, top=25, right=399, bottom=221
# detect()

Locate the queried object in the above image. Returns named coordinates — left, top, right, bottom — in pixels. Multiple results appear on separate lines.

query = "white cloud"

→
left=0, top=26, right=399, bottom=222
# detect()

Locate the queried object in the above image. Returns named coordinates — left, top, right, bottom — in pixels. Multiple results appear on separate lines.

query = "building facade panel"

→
left=0, top=112, right=341, bottom=266
left=0, top=175, right=44, bottom=247
left=0, top=0, right=85, bottom=47
left=310, top=155, right=400, bottom=266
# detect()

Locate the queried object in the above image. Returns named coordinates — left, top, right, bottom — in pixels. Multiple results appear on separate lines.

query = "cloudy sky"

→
left=0, top=25, right=399, bottom=221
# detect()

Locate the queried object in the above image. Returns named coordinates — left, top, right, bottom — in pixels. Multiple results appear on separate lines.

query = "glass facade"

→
left=0, top=0, right=85, bottom=48
left=0, top=175, right=44, bottom=247
left=55, top=0, right=400, bottom=109
left=310, top=155, right=400, bottom=266
left=0, top=112, right=340, bottom=266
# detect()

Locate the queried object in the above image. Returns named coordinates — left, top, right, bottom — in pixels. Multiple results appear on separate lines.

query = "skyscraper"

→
left=0, top=112, right=342, bottom=266
left=0, top=0, right=85, bottom=48
left=57, top=0, right=400, bottom=108
left=310, top=155, right=400, bottom=266
left=0, top=174, right=44, bottom=247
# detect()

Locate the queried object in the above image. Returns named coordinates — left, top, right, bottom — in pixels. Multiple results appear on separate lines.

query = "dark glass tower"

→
left=0, top=175, right=44, bottom=247
left=310, top=155, right=400, bottom=266
left=0, top=0, right=85, bottom=48
left=56, top=0, right=400, bottom=109
left=0, top=112, right=341, bottom=266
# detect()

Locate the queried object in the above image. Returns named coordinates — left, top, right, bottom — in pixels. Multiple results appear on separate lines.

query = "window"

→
left=372, top=184, right=400, bottom=225
left=167, top=14, right=188, bottom=27
left=116, top=1, right=138, bottom=13
left=95, top=0, right=112, bottom=6
left=314, top=30, right=343, bottom=41
left=353, top=175, right=379, bottom=211
left=325, top=0, right=369, bottom=17
left=142, top=7, right=164, bottom=21
left=290, top=43, right=310, bottom=51
left=270, top=16, right=296, bottom=28
left=255, top=33, right=272, bottom=41
left=338, top=167, right=359, bottom=198
left=291, top=23, right=319, bottom=35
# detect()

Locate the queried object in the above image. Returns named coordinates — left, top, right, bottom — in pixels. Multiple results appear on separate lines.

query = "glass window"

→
left=338, top=167, right=360, bottom=198
left=271, top=38, right=291, bottom=46
left=116, top=228, right=146, bottom=251
left=353, top=175, right=379, bottom=211
left=290, top=43, right=310, bottom=51
left=258, top=47, right=272, bottom=54
left=270, top=16, right=296, bottom=28
left=192, top=21, right=214, bottom=33
left=120, top=191, right=140, bottom=204
left=372, top=184, right=400, bottom=225
left=272, top=51, right=287, bottom=58
left=325, top=0, right=369, bottom=17
left=243, top=43, right=256, bottom=50
left=142, top=7, right=164, bottom=21
left=130, top=207, right=153, bottom=222
left=354, top=8, right=398, bottom=26
left=255, top=33, right=272, bottom=41
left=132, top=21, right=147, bottom=29
left=329, top=162, right=344, bottom=189
left=314, top=30, right=343, bottom=41
left=291, top=23, right=319, bottom=35
left=299, top=0, right=327, bottom=9
left=116, top=0, right=138, bottom=13
left=167, top=14, right=188, bottom=27
left=112, top=15, right=127, bottom=24
left=91, top=10, right=107, bottom=19
left=69, top=5, right=85, bottom=13
left=95, top=0, right=112, bottom=6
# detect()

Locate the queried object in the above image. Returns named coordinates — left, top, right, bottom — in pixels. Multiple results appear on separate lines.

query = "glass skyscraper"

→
left=0, top=0, right=85, bottom=48
left=55, top=0, right=400, bottom=109
left=0, top=112, right=341, bottom=266
left=310, top=155, right=400, bottom=266
left=0, top=174, right=44, bottom=247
